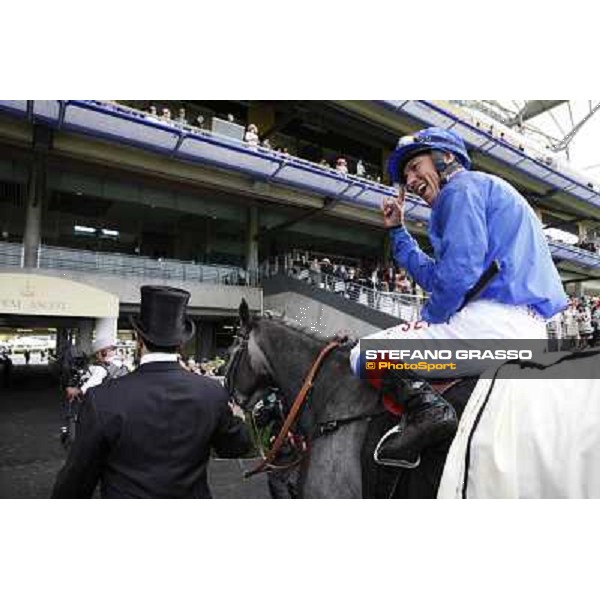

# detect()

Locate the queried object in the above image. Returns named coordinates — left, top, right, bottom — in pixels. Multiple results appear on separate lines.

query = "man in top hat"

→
left=52, top=285, right=252, bottom=498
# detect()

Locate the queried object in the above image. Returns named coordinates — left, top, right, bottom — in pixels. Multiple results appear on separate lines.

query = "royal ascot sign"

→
left=0, top=273, right=119, bottom=318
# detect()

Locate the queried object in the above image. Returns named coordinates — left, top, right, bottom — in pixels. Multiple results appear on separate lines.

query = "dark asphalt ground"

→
left=0, top=365, right=270, bottom=499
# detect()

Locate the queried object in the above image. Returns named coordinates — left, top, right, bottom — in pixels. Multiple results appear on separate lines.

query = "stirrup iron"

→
left=373, top=417, right=421, bottom=469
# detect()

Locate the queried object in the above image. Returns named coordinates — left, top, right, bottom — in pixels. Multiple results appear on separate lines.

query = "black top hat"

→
left=130, top=286, right=195, bottom=347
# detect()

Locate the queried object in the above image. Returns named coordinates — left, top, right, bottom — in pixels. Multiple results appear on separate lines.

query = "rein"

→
left=243, top=340, right=341, bottom=478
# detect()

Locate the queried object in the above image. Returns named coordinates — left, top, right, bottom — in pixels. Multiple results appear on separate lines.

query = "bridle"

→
left=225, top=327, right=341, bottom=477
left=225, top=328, right=387, bottom=479
left=224, top=332, right=253, bottom=407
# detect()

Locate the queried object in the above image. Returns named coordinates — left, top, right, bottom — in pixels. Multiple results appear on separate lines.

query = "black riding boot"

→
left=375, top=372, right=458, bottom=467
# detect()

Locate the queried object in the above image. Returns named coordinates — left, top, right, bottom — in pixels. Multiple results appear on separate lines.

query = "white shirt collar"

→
left=140, top=352, right=180, bottom=365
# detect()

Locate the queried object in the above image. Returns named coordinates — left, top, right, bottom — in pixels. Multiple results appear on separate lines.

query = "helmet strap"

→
left=431, top=150, right=462, bottom=185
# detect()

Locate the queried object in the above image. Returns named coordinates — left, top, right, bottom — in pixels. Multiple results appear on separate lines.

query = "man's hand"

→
left=382, top=188, right=405, bottom=228
left=229, top=401, right=246, bottom=421
left=65, top=387, right=81, bottom=403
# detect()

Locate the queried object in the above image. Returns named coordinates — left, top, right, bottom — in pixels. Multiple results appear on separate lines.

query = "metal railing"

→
left=0, top=242, right=260, bottom=286
left=261, top=259, right=425, bottom=321
left=0, top=242, right=23, bottom=267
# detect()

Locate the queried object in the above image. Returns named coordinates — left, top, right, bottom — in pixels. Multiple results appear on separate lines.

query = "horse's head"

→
left=224, top=299, right=275, bottom=410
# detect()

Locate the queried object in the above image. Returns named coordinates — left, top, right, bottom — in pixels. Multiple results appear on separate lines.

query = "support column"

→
left=23, top=158, right=43, bottom=267
left=578, top=221, right=588, bottom=243
left=246, top=206, right=259, bottom=281
left=23, top=125, right=50, bottom=268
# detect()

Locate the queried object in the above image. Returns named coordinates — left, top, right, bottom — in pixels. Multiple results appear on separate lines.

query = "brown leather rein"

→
left=243, top=340, right=341, bottom=478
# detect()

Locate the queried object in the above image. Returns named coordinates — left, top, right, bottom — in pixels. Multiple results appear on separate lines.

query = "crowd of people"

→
left=547, top=295, right=600, bottom=348
left=108, top=101, right=383, bottom=183
left=182, top=355, right=226, bottom=378
left=575, top=238, right=600, bottom=254
left=283, top=253, right=419, bottom=296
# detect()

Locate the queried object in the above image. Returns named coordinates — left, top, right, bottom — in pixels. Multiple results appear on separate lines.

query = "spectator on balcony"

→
left=320, top=258, right=333, bottom=275
left=309, top=257, right=321, bottom=286
left=320, top=258, right=333, bottom=290
left=346, top=266, right=358, bottom=299
left=244, top=124, right=260, bottom=148
left=356, top=159, right=366, bottom=178
left=383, top=264, right=395, bottom=289
left=333, top=264, right=347, bottom=295
left=147, top=105, right=160, bottom=123
left=396, top=270, right=412, bottom=295
left=335, top=157, right=349, bottom=175
left=319, top=158, right=330, bottom=168
left=161, top=107, right=172, bottom=122
left=196, top=115, right=205, bottom=129
left=298, top=259, right=310, bottom=282
left=355, top=265, right=369, bottom=289
left=177, top=108, right=188, bottom=125
left=261, top=138, right=272, bottom=150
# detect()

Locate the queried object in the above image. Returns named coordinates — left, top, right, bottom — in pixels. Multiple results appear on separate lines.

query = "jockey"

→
left=349, top=126, right=568, bottom=466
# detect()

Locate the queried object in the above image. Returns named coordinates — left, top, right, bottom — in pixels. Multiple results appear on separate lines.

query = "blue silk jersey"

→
left=390, top=170, right=568, bottom=324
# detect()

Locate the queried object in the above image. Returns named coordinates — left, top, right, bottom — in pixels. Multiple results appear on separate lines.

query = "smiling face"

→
left=402, top=151, right=455, bottom=206
left=402, top=153, right=441, bottom=206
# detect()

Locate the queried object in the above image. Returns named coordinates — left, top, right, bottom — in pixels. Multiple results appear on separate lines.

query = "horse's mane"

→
left=257, top=313, right=333, bottom=345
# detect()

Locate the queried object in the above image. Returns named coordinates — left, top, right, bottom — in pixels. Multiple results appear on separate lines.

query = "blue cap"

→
left=387, top=127, right=471, bottom=184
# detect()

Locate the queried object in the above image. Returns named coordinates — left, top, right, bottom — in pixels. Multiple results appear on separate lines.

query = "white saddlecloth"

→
left=438, top=356, right=600, bottom=498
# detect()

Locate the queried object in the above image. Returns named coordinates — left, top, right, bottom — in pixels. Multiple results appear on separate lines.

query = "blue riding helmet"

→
left=387, top=127, right=471, bottom=184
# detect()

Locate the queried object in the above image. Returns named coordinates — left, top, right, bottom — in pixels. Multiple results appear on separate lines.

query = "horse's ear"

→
left=239, top=298, right=251, bottom=328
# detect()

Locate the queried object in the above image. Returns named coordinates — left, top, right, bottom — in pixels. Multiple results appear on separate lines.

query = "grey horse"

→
left=225, top=299, right=473, bottom=499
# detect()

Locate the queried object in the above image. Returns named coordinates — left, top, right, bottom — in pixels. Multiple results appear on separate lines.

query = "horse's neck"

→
left=259, top=323, right=380, bottom=499
left=259, top=324, right=376, bottom=419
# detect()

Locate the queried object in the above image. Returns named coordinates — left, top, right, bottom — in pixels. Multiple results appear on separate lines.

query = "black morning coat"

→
left=51, top=361, right=252, bottom=498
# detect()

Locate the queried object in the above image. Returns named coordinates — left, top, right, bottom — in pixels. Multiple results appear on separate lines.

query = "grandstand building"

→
left=1, top=100, right=599, bottom=357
